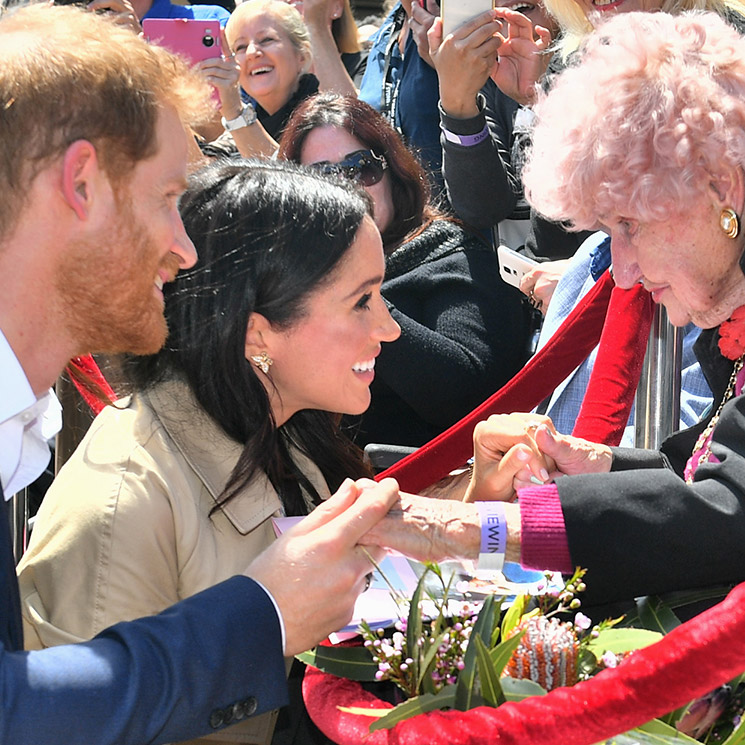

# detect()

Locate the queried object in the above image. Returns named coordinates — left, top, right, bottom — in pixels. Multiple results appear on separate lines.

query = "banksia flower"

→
left=504, top=615, right=579, bottom=691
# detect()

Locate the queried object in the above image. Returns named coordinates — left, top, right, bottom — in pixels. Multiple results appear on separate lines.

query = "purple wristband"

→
left=476, top=502, right=506, bottom=572
left=441, top=124, right=489, bottom=147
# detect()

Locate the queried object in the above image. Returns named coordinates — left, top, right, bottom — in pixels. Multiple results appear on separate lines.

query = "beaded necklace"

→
left=684, top=304, right=745, bottom=483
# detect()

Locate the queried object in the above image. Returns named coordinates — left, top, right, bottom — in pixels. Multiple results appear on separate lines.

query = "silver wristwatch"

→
left=221, top=102, right=257, bottom=132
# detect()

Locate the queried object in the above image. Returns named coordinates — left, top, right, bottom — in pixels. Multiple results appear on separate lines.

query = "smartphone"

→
left=143, top=18, right=223, bottom=65
left=498, top=245, right=538, bottom=288
left=440, top=0, right=495, bottom=37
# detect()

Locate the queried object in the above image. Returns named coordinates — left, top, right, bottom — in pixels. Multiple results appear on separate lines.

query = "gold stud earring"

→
left=720, top=207, right=741, bottom=239
left=251, top=351, right=273, bottom=375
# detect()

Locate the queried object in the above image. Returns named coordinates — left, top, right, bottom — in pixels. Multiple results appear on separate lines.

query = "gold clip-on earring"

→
left=251, top=351, right=273, bottom=375
left=721, top=207, right=741, bottom=239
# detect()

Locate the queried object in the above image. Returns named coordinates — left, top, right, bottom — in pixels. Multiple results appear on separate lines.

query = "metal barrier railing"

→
left=634, top=305, right=683, bottom=449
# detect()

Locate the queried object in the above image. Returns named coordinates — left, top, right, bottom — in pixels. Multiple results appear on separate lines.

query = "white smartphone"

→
left=498, top=245, right=538, bottom=288
left=440, top=0, right=496, bottom=38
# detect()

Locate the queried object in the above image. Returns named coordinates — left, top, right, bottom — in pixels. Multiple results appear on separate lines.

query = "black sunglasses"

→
left=310, top=149, right=388, bottom=187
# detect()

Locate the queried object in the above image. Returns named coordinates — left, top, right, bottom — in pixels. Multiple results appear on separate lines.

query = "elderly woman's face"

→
left=603, top=199, right=745, bottom=328
left=572, top=0, right=661, bottom=21
left=228, top=11, right=306, bottom=114
left=299, top=125, right=395, bottom=235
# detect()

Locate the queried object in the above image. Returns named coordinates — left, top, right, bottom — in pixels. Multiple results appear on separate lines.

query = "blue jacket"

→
left=142, top=0, right=230, bottom=25
left=358, top=3, right=443, bottom=189
left=0, top=488, right=288, bottom=745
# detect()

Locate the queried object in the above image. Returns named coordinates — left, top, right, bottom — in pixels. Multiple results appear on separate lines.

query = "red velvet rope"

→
left=303, top=581, right=745, bottom=745
left=572, top=284, right=655, bottom=444
left=67, top=355, right=117, bottom=415
left=376, top=270, right=639, bottom=493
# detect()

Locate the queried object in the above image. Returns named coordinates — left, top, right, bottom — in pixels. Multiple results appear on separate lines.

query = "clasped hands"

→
left=245, top=415, right=611, bottom=656
left=465, top=412, right=614, bottom=502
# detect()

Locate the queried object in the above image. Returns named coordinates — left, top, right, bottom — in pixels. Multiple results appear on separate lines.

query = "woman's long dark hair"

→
left=278, top=92, right=447, bottom=252
left=124, top=159, right=373, bottom=516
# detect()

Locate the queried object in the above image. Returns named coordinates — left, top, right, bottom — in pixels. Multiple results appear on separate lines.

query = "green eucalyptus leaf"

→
left=296, top=646, right=379, bottom=681
left=489, top=629, right=525, bottom=677
left=586, top=628, right=663, bottom=659
left=417, top=628, right=449, bottom=695
left=490, top=597, right=505, bottom=647
left=406, top=567, right=431, bottom=686
left=473, top=634, right=505, bottom=707
left=500, top=676, right=547, bottom=701
left=501, top=594, right=529, bottom=638
left=635, top=597, right=682, bottom=634
left=337, top=706, right=391, bottom=718
left=455, top=595, right=497, bottom=711
left=369, top=687, right=457, bottom=732
left=605, top=719, right=700, bottom=745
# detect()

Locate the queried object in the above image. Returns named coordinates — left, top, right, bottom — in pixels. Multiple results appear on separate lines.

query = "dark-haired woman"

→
left=17, top=160, right=399, bottom=745
left=280, top=93, right=530, bottom=448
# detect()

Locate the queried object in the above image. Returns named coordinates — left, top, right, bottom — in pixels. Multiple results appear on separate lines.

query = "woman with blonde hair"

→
left=201, top=0, right=360, bottom=158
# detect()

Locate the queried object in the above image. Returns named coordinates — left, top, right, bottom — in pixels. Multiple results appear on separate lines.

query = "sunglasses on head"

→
left=311, top=149, right=388, bottom=187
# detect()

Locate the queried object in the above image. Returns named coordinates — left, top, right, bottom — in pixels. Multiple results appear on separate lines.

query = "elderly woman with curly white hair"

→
left=367, top=7, right=745, bottom=622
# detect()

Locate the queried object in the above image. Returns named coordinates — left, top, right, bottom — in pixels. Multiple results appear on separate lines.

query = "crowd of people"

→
left=5, top=0, right=745, bottom=744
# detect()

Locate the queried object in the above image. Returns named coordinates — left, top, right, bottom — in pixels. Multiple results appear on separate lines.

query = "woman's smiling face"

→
left=228, top=10, right=306, bottom=114
left=257, top=216, right=401, bottom=425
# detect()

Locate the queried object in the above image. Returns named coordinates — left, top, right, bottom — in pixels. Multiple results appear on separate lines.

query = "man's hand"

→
left=409, top=2, right=437, bottom=67
left=245, top=478, right=399, bottom=657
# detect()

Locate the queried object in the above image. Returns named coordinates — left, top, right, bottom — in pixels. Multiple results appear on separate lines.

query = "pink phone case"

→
left=143, top=18, right=223, bottom=65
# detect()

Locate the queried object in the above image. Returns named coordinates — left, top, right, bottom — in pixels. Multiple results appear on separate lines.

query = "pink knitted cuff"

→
left=518, top=485, right=573, bottom=573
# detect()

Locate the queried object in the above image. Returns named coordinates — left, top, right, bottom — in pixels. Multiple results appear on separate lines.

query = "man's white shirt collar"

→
left=0, top=329, right=61, bottom=498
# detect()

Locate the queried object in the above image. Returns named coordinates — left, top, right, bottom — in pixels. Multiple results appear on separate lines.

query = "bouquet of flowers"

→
left=300, top=565, right=745, bottom=745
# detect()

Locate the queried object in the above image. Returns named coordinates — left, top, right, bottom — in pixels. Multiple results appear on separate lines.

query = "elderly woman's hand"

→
left=463, top=413, right=557, bottom=502
left=428, top=11, right=502, bottom=119
left=512, top=425, right=614, bottom=491
left=362, top=491, right=481, bottom=563
left=490, top=7, right=552, bottom=106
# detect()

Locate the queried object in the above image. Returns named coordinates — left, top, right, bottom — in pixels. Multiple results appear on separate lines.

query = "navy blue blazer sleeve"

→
left=0, top=576, right=288, bottom=745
